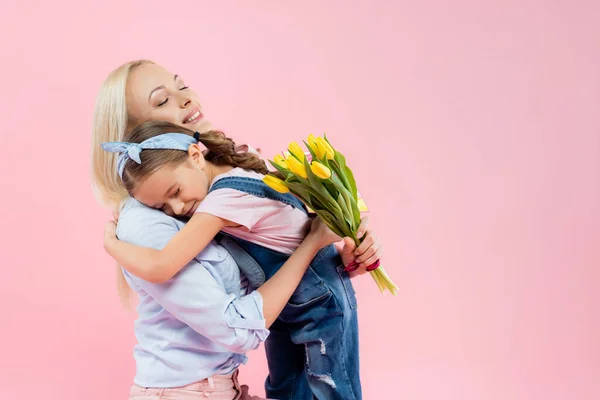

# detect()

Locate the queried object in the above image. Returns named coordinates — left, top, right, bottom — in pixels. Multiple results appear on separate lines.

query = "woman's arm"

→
left=104, top=212, right=237, bottom=283
left=116, top=206, right=269, bottom=354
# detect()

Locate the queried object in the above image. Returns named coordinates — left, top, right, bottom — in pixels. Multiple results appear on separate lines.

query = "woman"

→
left=113, top=192, right=355, bottom=399
left=91, top=60, right=383, bottom=399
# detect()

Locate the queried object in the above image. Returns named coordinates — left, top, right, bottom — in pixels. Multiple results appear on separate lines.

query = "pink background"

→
left=1, top=1, right=599, bottom=399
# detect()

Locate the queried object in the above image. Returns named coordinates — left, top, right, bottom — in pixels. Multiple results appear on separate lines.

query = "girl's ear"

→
left=188, top=144, right=206, bottom=169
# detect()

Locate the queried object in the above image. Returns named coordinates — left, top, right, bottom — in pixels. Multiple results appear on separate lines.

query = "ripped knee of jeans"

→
left=307, top=369, right=337, bottom=389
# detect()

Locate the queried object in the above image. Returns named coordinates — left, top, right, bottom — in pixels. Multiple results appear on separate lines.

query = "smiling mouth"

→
left=184, top=202, right=197, bottom=217
left=183, top=109, right=202, bottom=124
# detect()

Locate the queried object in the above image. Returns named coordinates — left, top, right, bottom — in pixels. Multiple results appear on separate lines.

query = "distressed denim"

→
left=211, top=177, right=361, bottom=400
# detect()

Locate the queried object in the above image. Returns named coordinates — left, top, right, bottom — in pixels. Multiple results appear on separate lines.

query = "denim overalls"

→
left=210, top=176, right=361, bottom=400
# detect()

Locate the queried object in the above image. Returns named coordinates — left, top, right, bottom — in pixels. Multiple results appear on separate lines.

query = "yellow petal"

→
left=263, top=175, right=289, bottom=193
left=307, top=134, right=326, bottom=159
left=288, top=142, right=305, bottom=161
left=273, top=154, right=288, bottom=169
left=312, top=141, right=326, bottom=159
left=310, top=161, right=332, bottom=179
left=316, top=137, right=335, bottom=160
left=286, top=155, right=308, bottom=179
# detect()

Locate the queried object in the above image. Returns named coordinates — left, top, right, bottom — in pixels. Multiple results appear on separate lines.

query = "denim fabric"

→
left=210, top=177, right=361, bottom=400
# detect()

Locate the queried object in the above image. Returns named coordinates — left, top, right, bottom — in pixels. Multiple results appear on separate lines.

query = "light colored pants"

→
left=129, top=370, right=270, bottom=400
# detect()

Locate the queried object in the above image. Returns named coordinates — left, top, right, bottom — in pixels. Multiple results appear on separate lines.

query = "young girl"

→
left=103, top=120, right=372, bottom=400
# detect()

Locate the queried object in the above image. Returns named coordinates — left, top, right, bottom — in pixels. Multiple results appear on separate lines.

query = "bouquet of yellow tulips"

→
left=263, top=134, right=398, bottom=295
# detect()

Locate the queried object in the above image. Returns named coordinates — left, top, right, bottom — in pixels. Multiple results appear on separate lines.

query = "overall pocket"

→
left=288, top=266, right=332, bottom=307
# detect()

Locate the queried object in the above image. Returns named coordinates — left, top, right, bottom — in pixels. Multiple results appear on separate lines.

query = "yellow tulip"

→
left=308, top=134, right=318, bottom=148
left=286, top=155, right=308, bottom=179
left=288, top=141, right=305, bottom=161
left=316, top=137, right=335, bottom=160
left=273, top=154, right=288, bottom=169
left=308, top=137, right=326, bottom=160
left=310, top=161, right=332, bottom=179
left=263, top=175, right=289, bottom=193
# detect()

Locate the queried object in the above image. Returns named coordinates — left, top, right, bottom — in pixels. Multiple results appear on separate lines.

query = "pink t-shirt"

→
left=195, top=168, right=311, bottom=254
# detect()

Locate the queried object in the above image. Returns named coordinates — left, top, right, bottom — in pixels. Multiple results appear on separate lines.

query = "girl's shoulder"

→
left=212, top=167, right=265, bottom=184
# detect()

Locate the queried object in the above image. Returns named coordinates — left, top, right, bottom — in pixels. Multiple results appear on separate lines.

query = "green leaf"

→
left=304, top=140, right=335, bottom=195
left=332, top=173, right=360, bottom=228
left=333, top=150, right=358, bottom=200
left=330, top=159, right=353, bottom=195
left=331, top=174, right=361, bottom=234
left=344, top=166, right=358, bottom=200
left=286, top=175, right=301, bottom=184
left=303, top=157, right=345, bottom=223
left=314, top=210, right=347, bottom=238
left=302, top=141, right=320, bottom=163
left=333, top=179, right=351, bottom=221
left=307, top=194, right=325, bottom=211
left=337, top=192, right=354, bottom=230
left=314, top=136, right=360, bottom=217
left=287, top=180, right=340, bottom=221
left=348, top=190, right=361, bottom=229
left=342, top=187, right=358, bottom=232
left=322, top=179, right=339, bottom=200
left=268, top=160, right=291, bottom=179
left=286, top=182, right=320, bottom=208
left=286, top=187, right=311, bottom=206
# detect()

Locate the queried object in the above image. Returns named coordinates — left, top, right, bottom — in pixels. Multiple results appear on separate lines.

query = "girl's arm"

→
left=104, top=212, right=237, bottom=283
left=257, top=216, right=379, bottom=326
left=256, top=217, right=339, bottom=327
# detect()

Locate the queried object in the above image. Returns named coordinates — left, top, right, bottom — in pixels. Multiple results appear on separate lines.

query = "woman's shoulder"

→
left=116, top=198, right=183, bottom=248
left=118, top=198, right=178, bottom=227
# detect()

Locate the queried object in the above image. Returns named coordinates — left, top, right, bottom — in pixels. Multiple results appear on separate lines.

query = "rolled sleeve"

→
left=117, top=201, right=269, bottom=353
left=137, top=274, right=269, bottom=353
left=226, top=291, right=269, bottom=333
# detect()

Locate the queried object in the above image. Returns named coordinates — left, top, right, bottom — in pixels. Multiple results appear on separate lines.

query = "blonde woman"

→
left=91, top=60, right=382, bottom=399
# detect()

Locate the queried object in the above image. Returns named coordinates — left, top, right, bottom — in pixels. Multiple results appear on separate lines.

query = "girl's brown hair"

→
left=120, top=121, right=268, bottom=193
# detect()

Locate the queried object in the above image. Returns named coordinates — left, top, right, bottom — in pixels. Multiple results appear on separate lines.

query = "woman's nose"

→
left=178, top=94, right=192, bottom=108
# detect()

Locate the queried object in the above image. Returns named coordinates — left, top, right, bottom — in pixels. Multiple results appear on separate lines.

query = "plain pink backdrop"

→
left=1, top=1, right=599, bottom=399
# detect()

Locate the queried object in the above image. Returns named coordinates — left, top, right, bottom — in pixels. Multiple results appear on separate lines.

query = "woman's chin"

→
left=191, top=119, right=215, bottom=133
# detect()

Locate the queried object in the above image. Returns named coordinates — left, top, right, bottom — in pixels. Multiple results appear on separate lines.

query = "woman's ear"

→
left=188, top=144, right=206, bottom=169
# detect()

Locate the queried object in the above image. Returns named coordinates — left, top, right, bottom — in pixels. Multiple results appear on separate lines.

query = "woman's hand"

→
left=104, top=220, right=118, bottom=250
left=103, top=210, right=119, bottom=252
left=340, top=216, right=384, bottom=277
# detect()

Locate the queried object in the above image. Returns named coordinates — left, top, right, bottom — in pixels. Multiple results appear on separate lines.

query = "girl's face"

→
left=126, top=63, right=214, bottom=133
left=132, top=145, right=210, bottom=217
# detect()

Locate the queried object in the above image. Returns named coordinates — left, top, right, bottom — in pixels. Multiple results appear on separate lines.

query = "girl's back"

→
left=196, top=167, right=311, bottom=254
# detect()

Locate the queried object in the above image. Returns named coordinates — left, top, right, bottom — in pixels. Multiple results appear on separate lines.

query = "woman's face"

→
left=126, top=63, right=214, bottom=133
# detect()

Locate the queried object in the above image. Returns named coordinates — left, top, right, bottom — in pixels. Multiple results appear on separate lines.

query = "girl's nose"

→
left=171, top=200, right=185, bottom=215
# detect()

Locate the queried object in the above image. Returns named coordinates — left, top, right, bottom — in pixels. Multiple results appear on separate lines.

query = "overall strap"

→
left=215, top=233, right=266, bottom=289
left=209, top=176, right=308, bottom=214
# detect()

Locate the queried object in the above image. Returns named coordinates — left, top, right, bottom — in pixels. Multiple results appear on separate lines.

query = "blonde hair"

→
left=91, top=59, right=154, bottom=308
left=91, top=59, right=154, bottom=209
